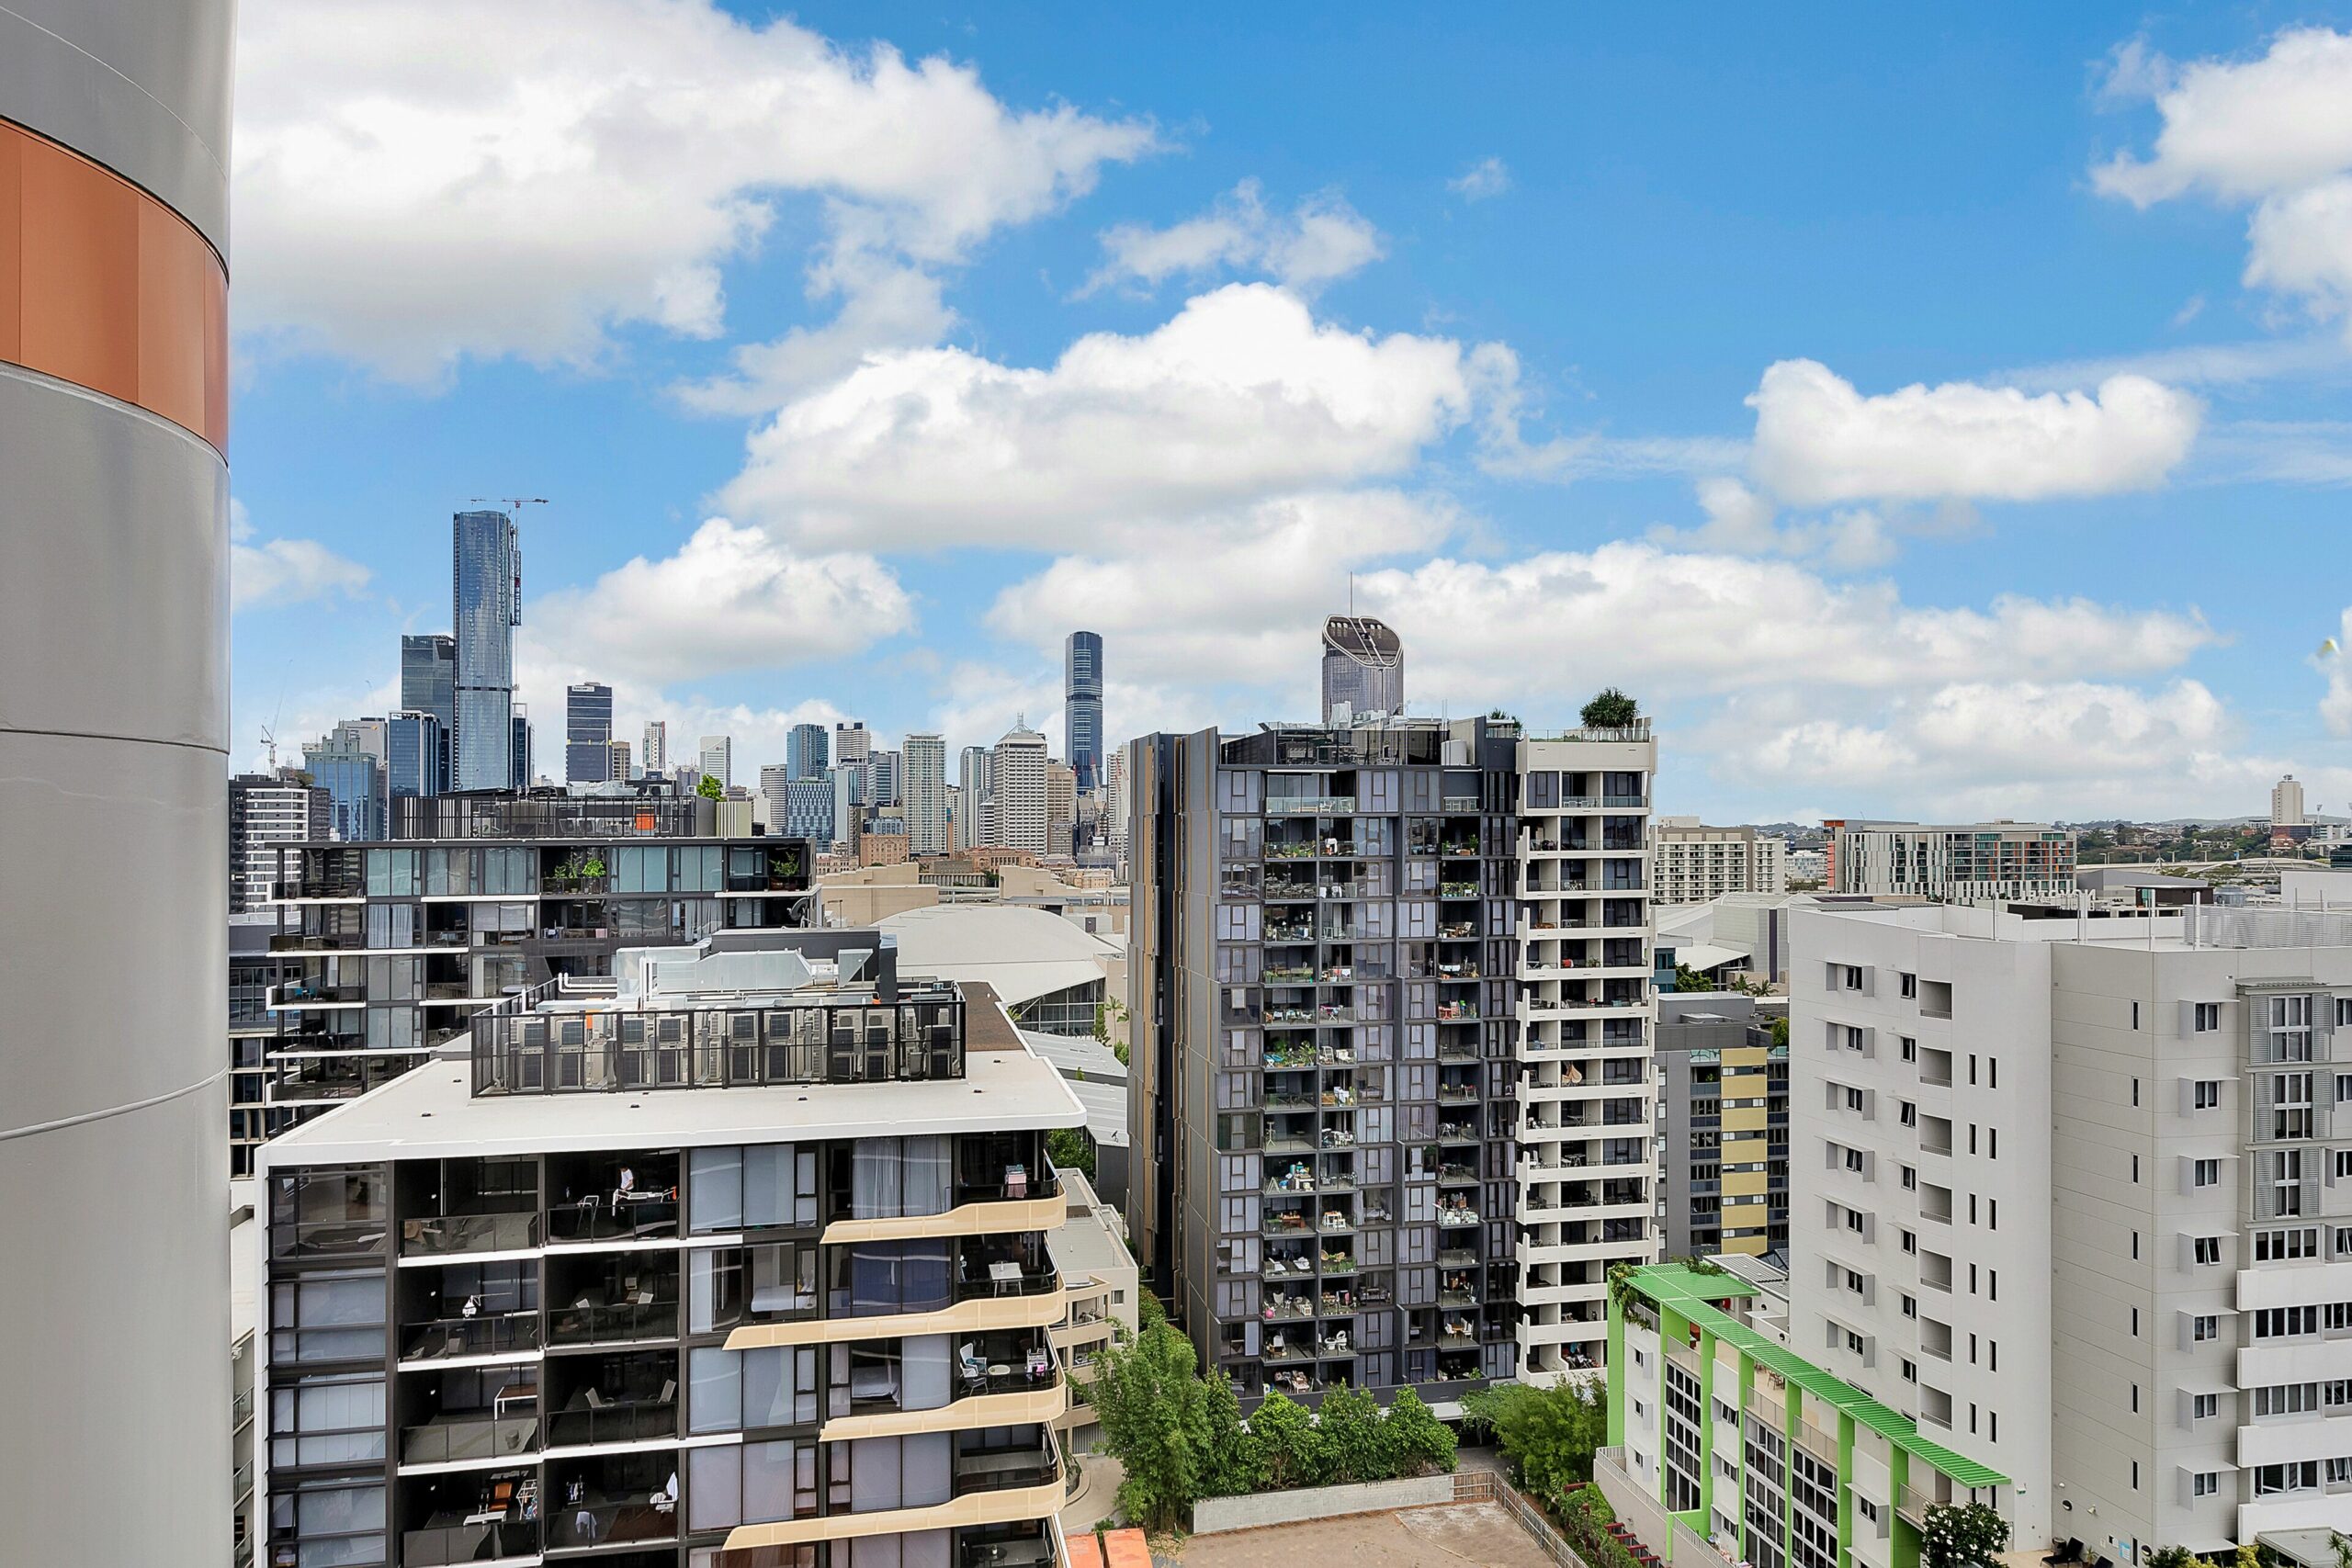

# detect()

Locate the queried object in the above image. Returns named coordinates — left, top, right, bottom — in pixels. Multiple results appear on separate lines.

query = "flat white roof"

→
left=876, top=905, right=1119, bottom=1008
left=258, top=1044, right=1085, bottom=1168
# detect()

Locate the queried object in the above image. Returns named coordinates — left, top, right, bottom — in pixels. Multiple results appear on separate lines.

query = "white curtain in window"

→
left=902, top=1336, right=951, bottom=1412
left=688, top=1444, right=740, bottom=1531
left=745, top=1144, right=796, bottom=1227
left=903, top=1136, right=952, bottom=1216
left=850, top=1436, right=902, bottom=1513
left=744, top=1347, right=793, bottom=1428
left=688, top=1347, right=741, bottom=1435
left=741, top=1438, right=797, bottom=1523
left=689, top=1147, right=743, bottom=1233
left=852, top=1140, right=902, bottom=1219
left=902, top=1432, right=952, bottom=1508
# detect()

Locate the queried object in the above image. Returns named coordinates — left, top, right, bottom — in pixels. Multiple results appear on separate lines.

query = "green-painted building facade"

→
left=1599, top=1265, right=2011, bottom=1568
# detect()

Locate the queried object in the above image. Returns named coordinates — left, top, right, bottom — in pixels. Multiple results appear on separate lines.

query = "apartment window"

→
left=2191, top=1002, right=2220, bottom=1032
left=1841, top=965, right=1863, bottom=991
left=2193, top=1158, right=2221, bottom=1188
left=1843, top=1148, right=1865, bottom=1174
left=1987, top=1057, right=1997, bottom=1089
left=2254, top=1461, right=2318, bottom=1495
left=1844, top=1269, right=1865, bottom=1293
left=1901, top=1166, right=1917, bottom=1190
left=2191, top=1472, right=2219, bottom=1498
left=1844, top=1087, right=1865, bottom=1112
left=1846, top=1210, right=1863, bottom=1234
left=2255, top=1382, right=2319, bottom=1417
left=2131, top=1306, right=2140, bottom=1337
left=1900, top=1037, right=1917, bottom=1063
left=2255, top=1305, right=2318, bottom=1339
left=2132, top=1001, right=2141, bottom=1030
left=2336, top=998, right=2352, bottom=1028
left=2336, top=1150, right=2352, bottom=1180
left=1900, top=973, right=1917, bottom=998
left=2193, top=1080, right=2222, bottom=1110
left=1901, top=1359, right=1917, bottom=1383
left=2338, top=1074, right=2352, bottom=1105
left=2190, top=1314, right=2219, bottom=1342
left=2255, top=1226, right=2320, bottom=1262
left=2332, top=1458, right=2352, bottom=1485
left=1901, top=1230, right=1917, bottom=1255
left=1902, top=1295, right=1917, bottom=1319
left=2192, top=1393, right=2218, bottom=1420
left=1901, top=1101, right=1917, bottom=1128
left=2131, top=1077, right=2139, bottom=1107
left=2193, top=1236, right=2222, bottom=1266
left=1844, top=1329, right=1864, bottom=1354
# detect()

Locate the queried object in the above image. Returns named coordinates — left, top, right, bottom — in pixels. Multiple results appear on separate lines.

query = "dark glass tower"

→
left=565, top=681, right=615, bottom=784
left=400, top=633, right=457, bottom=791
left=1066, top=629, right=1104, bottom=793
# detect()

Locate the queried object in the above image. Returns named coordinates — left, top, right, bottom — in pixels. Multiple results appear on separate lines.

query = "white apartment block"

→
left=988, top=727, right=1048, bottom=855
left=1829, top=819, right=2075, bottom=903
left=1654, top=818, right=1789, bottom=905
left=1515, top=731, right=1661, bottom=1383
left=1793, top=901, right=2352, bottom=1561
left=2273, top=775, right=2307, bottom=829
left=697, top=735, right=732, bottom=790
left=903, top=734, right=951, bottom=857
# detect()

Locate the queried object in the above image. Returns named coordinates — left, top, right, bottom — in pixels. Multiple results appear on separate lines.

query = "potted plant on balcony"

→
left=1920, top=1501, right=2008, bottom=1568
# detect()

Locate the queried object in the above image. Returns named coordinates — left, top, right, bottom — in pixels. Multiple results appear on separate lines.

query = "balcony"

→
left=403, top=1312, right=540, bottom=1362
left=401, top=1519, right=540, bottom=1566
left=1267, top=795, right=1357, bottom=816
left=402, top=1211, right=541, bottom=1258
left=401, top=1412, right=538, bottom=1466
left=546, top=1392, right=675, bottom=1449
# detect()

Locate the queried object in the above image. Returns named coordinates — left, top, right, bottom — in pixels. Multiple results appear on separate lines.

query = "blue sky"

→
left=228, top=3, right=2352, bottom=821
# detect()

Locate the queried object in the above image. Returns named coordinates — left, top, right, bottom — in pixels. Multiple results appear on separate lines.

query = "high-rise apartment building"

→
left=232, top=772, right=331, bottom=914
left=257, top=794, right=814, bottom=1108
left=254, top=931, right=1080, bottom=1568
left=1102, top=748, right=1131, bottom=861
left=306, top=728, right=389, bottom=841
left=566, top=682, right=616, bottom=784
left=1654, top=818, right=1790, bottom=904
left=2273, top=773, right=2307, bottom=829
left=759, top=763, right=793, bottom=829
left=784, top=776, right=836, bottom=845
left=514, top=711, right=535, bottom=790
left=1067, top=630, right=1104, bottom=794
left=904, top=733, right=951, bottom=856
left=0, top=5, right=237, bottom=1558
left=869, top=748, right=902, bottom=809
left=642, top=720, right=669, bottom=775
left=1319, top=615, right=1405, bottom=723
left=1826, top=819, right=2075, bottom=903
left=1770, top=900, right=2352, bottom=1558
left=697, top=735, right=732, bottom=791
left=387, top=711, right=447, bottom=802
left=831, top=764, right=865, bottom=852
left=1653, top=991, right=1789, bottom=1258
left=833, top=721, right=872, bottom=770
left=453, top=508, right=523, bottom=791
left=989, top=725, right=1049, bottom=854
left=231, top=917, right=296, bottom=1178
left=959, top=745, right=993, bottom=843
left=1046, top=761, right=1078, bottom=857
left=788, top=722, right=829, bottom=782
left=401, top=633, right=458, bottom=792
left=606, top=739, right=632, bottom=782
left=1125, top=714, right=1658, bottom=1401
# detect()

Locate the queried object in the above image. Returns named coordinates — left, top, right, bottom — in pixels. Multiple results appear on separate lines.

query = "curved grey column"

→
left=0, top=6, right=233, bottom=1566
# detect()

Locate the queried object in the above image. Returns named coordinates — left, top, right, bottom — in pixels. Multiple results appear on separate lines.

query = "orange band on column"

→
left=0, top=116, right=228, bottom=453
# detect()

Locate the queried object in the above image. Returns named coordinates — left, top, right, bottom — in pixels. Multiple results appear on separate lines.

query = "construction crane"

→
left=469, top=497, right=548, bottom=520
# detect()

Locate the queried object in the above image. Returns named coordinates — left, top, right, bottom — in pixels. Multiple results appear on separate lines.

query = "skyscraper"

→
left=305, top=728, right=387, bottom=841
left=1046, top=759, right=1077, bottom=856
left=512, top=711, right=532, bottom=789
left=564, top=681, right=614, bottom=784
left=385, top=710, right=446, bottom=802
left=868, top=748, right=902, bottom=808
left=830, top=762, right=865, bottom=850
left=989, top=723, right=1049, bottom=853
left=788, top=720, right=829, bottom=781
left=698, top=734, right=733, bottom=790
left=641, top=718, right=668, bottom=775
left=903, top=732, right=950, bottom=855
left=759, top=763, right=793, bottom=829
left=400, top=632, right=457, bottom=791
left=1066, top=629, right=1104, bottom=793
left=452, top=508, right=521, bottom=789
left=1319, top=613, right=1404, bottom=722
left=0, top=10, right=236, bottom=1557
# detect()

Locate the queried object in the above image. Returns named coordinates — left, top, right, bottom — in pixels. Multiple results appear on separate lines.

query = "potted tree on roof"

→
left=1580, top=688, right=1639, bottom=729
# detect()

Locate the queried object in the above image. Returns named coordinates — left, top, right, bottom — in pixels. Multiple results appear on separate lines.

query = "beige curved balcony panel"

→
left=820, top=1192, right=1068, bottom=1246
left=723, top=1287, right=1069, bottom=1351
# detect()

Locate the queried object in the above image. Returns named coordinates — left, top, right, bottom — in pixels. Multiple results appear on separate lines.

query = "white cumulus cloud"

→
left=526, top=518, right=912, bottom=688
left=719, top=283, right=1480, bottom=551
left=2096, top=28, right=2352, bottom=343
left=1449, top=157, right=1512, bottom=200
left=234, top=0, right=1156, bottom=382
left=229, top=501, right=372, bottom=612
left=1745, top=358, right=2200, bottom=508
left=1080, top=180, right=1384, bottom=295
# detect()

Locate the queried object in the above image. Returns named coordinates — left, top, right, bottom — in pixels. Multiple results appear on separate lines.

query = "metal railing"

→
left=399, top=1414, right=537, bottom=1464
left=402, top=1312, right=539, bottom=1360
left=401, top=1211, right=541, bottom=1257
left=402, top=1521, right=540, bottom=1566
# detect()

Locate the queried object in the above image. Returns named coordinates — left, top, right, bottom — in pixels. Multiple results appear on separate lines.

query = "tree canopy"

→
left=1461, top=1379, right=1609, bottom=1495
left=1580, top=688, right=1640, bottom=728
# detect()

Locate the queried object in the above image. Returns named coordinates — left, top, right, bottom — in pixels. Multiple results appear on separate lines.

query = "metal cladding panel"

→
left=0, top=1082, right=232, bottom=1568
left=0, top=364, right=228, bottom=746
left=0, top=728, right=226, bottom=1131
left=0, top=0, right=234, bottom=252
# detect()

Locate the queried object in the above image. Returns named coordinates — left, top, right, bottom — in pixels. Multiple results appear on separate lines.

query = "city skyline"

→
left=219, top=6, right=2352, bottom=825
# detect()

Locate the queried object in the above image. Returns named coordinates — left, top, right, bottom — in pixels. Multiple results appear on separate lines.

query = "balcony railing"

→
left=546, top=1397, right=675, bottom=1448
left=953, top=1442, right=1060, bottom=1495
left=402, top=1520, right=540, bottom=1566
left=474, top=990, right=966, bottom=1097
left=400, top=1414, right=537, bottom=1465
left=402, top=1311, right=540, bottom=1361
left=548, top=1300, right=678, bottom=1347
left=401, top=1211, right=541, bottom=1257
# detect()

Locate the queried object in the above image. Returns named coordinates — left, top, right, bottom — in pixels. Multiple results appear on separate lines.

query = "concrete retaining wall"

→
left=1192, top=1473, right=1456, bottom=1533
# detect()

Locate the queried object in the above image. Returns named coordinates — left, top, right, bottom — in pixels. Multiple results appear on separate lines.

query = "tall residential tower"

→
left=1067, top=630, right=1104, bottom=794
left=1319, top=615, right=1405, bottom=723
left=452, top=508, right=522, bottom=790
